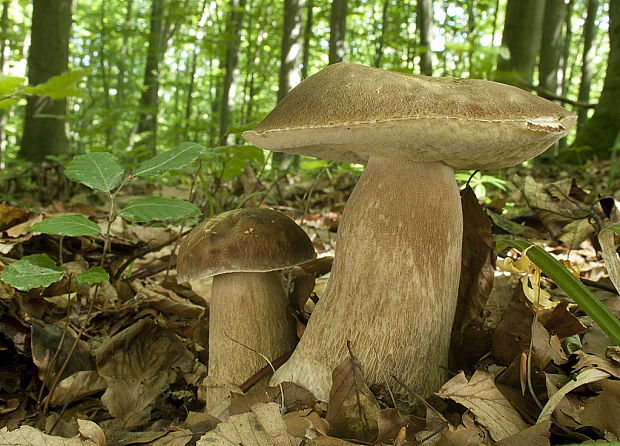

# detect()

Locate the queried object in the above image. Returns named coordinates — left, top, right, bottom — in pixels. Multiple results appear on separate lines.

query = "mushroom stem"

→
left=270, top=157, right=463, bottom=401
left=207, top=271, right=296, bottom=407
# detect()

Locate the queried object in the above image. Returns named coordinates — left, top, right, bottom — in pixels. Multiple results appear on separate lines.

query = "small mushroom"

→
left=177, top=208, right=316, bottom=407
left=243, top=62, right=577, bottom=401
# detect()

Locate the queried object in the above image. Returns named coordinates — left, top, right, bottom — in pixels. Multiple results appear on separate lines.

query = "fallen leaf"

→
left=542, top=300, right=587, bottom=339
left=197, top=402, right=301, bottom=445
left=531, top=321, right=568, bottom=368
left=451, top=186, right=496, bottom=363
left=283, top=409, right=329, bottom=440
left=577, top=379, right=620, bottom=439
left=230, top=381, right=315, bottom=415
left=436, top=370, right=528, bottom=441
left=44, top=370, right=107, bottom=407
left=326, top=348, right=381, bottom=442
left=96, top=318, right=194, bottom=428
left=494, top=420, right=551, bottom=446
left=537, top=367, right=610, bottom=423
left=0, top=420, right=104, bottom=446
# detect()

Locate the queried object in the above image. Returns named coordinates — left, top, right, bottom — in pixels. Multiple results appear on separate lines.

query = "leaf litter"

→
left=0, top=162, right=619, bottom=444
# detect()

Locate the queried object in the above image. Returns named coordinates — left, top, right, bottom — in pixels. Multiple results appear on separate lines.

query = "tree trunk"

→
left=577, top=0, right=598, bottom=130
left=467, top=0, right=476, bottom=77
left=572, top=0, right=620, bottom=159
left=135, top=0, right=166, bottom=154
left=328, top=0, right=347, bottom=64
left=20, top=0, right=72, bottom=162
left=279, top=0, right=304, bottom=101
left=417, top=0, right=433, bottom=75
left=495, top=0, right=546, bottom=86
left=219, top=0, right=247, bottom=144
left=374, top=0, right=389, bottom=68
left=0, top=0, right=9, bottom=167
left=301, top=0, right=314, bottom=79
left=539, top=0, right=567, bottom=95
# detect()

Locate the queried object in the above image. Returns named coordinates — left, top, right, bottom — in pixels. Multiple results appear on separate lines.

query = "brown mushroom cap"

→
left=243, top=62, right=577, bottom=170
left=177, top=208, right=316, bottom=282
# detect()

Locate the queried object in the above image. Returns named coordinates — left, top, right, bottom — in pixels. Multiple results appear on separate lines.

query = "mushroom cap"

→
left=177, top=208, right=316, bottom=282
left=243, top=62, right=577, bottom=170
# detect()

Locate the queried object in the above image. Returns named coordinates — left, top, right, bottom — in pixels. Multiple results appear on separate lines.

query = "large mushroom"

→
left=177, top=208, right=316, bottom=407
left=243, top=62, right=576, bottom=402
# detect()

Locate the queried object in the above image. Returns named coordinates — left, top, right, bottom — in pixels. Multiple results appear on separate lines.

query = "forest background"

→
left=0, top=0, right=619, bottom=185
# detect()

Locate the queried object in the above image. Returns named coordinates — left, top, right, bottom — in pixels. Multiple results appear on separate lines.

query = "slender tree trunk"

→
left=301, top=0, right=314, bottom=79
left=539, top=0, right=567, bottom=95
left=113, top=0, right=134, bottom=143
left=279, top=0, right=304, bottom=101
left=467, top=0, right=476, bottom=77
left=577, top=0, right=598, bottom=130
left=572, top=0, right=620, bottom=159
left=219, top=0, right=247, bottom=144
left=183, top=0, right=209, bottom=140
left=275, top=0, right=305, bottom=170
left=417, top=0, right=433, bottom=75
left=20, top=0, right=72, bottom=162
left=99, top=1, right=112, bottom=148
left=374, top=0, right=389, bottom=68
left=136, top=0, right=166, bottom=154
left=328, top=0, right=347, bottom=64
left=0, top=0, right=9, bottom=168
left=495, top=0, right=546, bottom=86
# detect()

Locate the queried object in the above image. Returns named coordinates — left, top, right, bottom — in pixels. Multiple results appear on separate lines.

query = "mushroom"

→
left=243, top=62, right=576, bottom=402
left=176, top=208, right=316, bottom=407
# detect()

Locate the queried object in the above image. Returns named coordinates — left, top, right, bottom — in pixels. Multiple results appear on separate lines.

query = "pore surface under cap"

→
left=243, top=62, right=577, bottom=170
left=177, top=208, right=316, bottom=282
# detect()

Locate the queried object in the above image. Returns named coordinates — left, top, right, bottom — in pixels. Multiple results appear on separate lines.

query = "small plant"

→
left=0, top=142, right=204, bottom=291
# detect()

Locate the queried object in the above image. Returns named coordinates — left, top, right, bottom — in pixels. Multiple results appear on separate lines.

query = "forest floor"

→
left=0, top=158, right=619, bottom=445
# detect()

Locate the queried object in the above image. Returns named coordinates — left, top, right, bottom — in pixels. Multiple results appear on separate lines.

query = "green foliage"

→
left=65, top=152, right=124, bottom=192
left=118, top=196, right=201, bottom=223
left=76, top=266, right=109, bottom=285
left=0, top=69, right=91, bottom=110
left=27, top=215, right=102, bottom=237
left=133, top=142, right=206, bottom=177
left=0, top=254, right=65, bottom=291
left=499, top=238, right=620, bottom=347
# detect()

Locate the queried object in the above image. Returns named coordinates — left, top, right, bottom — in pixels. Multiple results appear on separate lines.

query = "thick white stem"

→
left=270, top=157, right=462, bottom=401
left=207, top=271, right=296, bottom=408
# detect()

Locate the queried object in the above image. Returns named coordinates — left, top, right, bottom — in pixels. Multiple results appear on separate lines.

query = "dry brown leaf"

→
left=435, top=425, right=484, bottom=446
left=531, top=321, right=568, bottom=368
left=131, top=280, right=205, bottom=318
left=283, top=409, right=329, bottom=439
left=140, top=430, right=193, bottom=446
left=0, top=419, right=104, bottom=446
left=326, top=350, right=380, bottom=442
left=493, top=420, right=551, bottom=446
left=45, top=370, right=107, bottom=407
left=302, top=438, right=356, bottom=446
left=230, top=381, right=315, bottom=415
left=575, top=351, right=620, bottom=378
left=454, top=186, right=496, bottom=335
left=0, top=202, right=31, bottom=232
left=5, top=214, right=43, bottom=238
left=492, top=289, right=533, bottom=366
left=542, top=300, right=587, bottom=339
left=577, top=379, right=620, bottom=439
left=197, top=402, right=301, bottom=445
left=96, top=318, right=194, bottom=428
left=436, top=370, right=528, bottom=441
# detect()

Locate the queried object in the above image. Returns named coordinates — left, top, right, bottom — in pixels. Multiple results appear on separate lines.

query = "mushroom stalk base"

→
left=270, top=157, right=463, bottom=401
left=207, top=271, right=296, bottom=408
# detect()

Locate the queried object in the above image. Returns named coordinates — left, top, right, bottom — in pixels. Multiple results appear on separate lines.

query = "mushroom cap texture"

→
left=243, top=62, right=577, bottom=170
left=177, top=208, right=316, bottom=282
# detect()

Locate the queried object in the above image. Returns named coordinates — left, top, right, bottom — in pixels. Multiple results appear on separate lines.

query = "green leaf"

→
left=118, top=196, right=201, bottom=223
left=22, top=68, right=92, bottom=99
left=76, top=266, right=109, bottom=285
left=606, top=224, right=620, bottom=237
left=133, top=142, right=205, bottom=177
left=0, top=254, right=64, bottom=291
left=499, top=238, right=620, bottom=347
left=0, top=74, right=26, bottom=95
left=27, top=215, right=101, bottom=237
left=65, top=152, right=124, bottom=192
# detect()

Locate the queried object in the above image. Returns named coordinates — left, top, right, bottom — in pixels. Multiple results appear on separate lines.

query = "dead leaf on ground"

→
left=436, top=370, right=528, bottom=441
left=531, top=321, right=568, bottom=369
left=283, top=409, right=329, bottom=440
left=326, top=347, right=381, bottom=443
left=96, top=318, right=194, bottom=428
left=578, top=379, right=620, bottom=439
left=376, top=407, right=425, bottom=444
left=197, top=402, right=301, bottom=445
left=494, top=420, right=551, bottom=446
left=0, top=419, right=105, bottom=446
left=131, top=279, right=205, bottom=318
left=44, top=370, right=107, bottom=407
left=230, top=381, right=315, bottom=415
left=542, top=300, right=587, bottom=339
